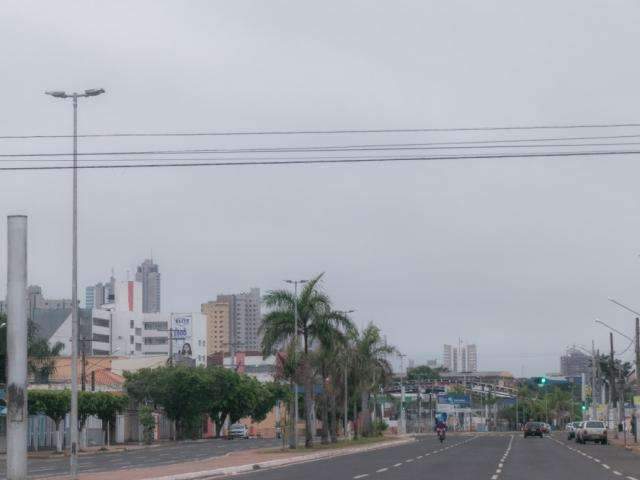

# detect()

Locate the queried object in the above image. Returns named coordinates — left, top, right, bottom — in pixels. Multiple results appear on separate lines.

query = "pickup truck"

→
left=576, top=421, right=607, bottom=444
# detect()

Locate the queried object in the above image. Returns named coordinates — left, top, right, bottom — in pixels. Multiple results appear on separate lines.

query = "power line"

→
left=6, top=135, right=640, bottom=162
left=1, top=148, right=640, bottom=172
left=3, top=122, right=640, bottom=140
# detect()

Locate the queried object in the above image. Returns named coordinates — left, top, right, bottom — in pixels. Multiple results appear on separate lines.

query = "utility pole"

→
left=610, top=332, right=617, bottom=438
left=592, top=341, right=597, bottom=420
left=635, top=318, right=639, bottom=443
left=6, top=215, right=28, bottom=480
left=399, top=354, right=407, bottom=435
left=45, top=88, right=105, bottom=480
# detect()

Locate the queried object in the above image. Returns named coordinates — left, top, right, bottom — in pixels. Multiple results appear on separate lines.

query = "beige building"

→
left=202, top=300, right=231, bottom=355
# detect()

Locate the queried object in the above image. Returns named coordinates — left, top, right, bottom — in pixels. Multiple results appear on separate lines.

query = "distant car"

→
left=524, top=422, right=544, bottom=438
left=228, top=423, right=249, bottom=439
left=576, top=421, right=607, bottom=444
left=566, top=422, right=579, bottom=439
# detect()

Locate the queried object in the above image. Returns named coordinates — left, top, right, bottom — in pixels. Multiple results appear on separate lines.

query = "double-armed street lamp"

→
left=45, top=88, right=105, bottom=479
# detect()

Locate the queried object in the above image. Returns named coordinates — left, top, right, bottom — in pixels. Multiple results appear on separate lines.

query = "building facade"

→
left=560, top=347, right=591, bottom=377
left=1, top=285, right=73, bottom=316
left=215, top=288, right=262, bottom=353
left=135, top=259, right=161, bottom=313
left=443, top=342, right=478, bottom=372
left=202, top=300, right=231, bottom=355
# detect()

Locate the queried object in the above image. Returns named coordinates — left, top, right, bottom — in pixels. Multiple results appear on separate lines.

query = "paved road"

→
left=233, top=433, right=640, bottom=480
left=0, top=437, right=282, bottom=479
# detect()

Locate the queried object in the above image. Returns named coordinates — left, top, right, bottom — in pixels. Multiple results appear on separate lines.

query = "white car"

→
left=228, top=423, right=250, bottom=439
left=566, top=422, right=579, bottom=440
left=576, top=421, right=607, bottom=444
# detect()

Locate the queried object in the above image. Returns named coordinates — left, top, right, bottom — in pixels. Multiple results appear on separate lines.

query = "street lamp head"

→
left=0, top=322, right=6, bottom=328
left=45, top=90, right=68, bottom=98
left=84, top=88, right=105, bottom=97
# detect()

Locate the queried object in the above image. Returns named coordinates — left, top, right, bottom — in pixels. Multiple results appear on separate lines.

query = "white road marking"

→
left=627, top=477, right=639, bottom=480
left=491, top=475, right=498, bottom=480
left=498, top=463, right=503, bottom=468
left=603, top=464, right=611, bottom=470
left=613, top=472, right=622, bottom=476
left=496, top=469, right=502, bottom=473
left=353, top=475, right=368, bottom=479
left=376, top=468, right=388, bottom=473
left=405, top=459, right=413, bottom=463
left=417, top=455, right=423, bottom=459
left=594, top=459, right=601, bottom=463
left=393, top=463, right=402, bottom=467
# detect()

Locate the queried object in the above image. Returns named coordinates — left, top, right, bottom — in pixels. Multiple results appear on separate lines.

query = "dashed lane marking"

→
left=603, top=464, right=611, bottom=470
left=353, top=474, right=368, bottom=479
left=393, top=463, right=402, bottom=467
left=613, top=472, right=622, bottom=476
left=376, top=468, right=388, bottom=473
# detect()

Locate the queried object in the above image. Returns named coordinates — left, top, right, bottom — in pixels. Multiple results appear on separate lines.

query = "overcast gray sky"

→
left=1, top=1, right=640, bottom=375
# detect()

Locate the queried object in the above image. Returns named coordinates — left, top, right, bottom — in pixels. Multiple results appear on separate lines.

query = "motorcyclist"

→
left=435, top=420, right=447, bottom=441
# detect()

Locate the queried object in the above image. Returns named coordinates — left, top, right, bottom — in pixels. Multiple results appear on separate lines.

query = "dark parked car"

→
left=524, top=421, right=544, bottom=438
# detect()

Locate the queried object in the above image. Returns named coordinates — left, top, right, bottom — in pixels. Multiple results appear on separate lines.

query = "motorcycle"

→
left=437, top=427, right=446, bottom=443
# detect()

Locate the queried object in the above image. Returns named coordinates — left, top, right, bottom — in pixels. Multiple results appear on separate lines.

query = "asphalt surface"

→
left=2, top=432, right=640, bottom=479
left=0, top=437, right=282, bottom=479
left=234, top=433, right=640, bottom=480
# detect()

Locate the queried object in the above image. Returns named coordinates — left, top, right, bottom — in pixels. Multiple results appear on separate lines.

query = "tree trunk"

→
left=55, top=420, right=62, bottom=453
left=329, top=390, right=338, bottom=443
left=320, top=391, right=329, bottom=445
left=304, top=359, right=314, bottom=448
left=289, top=380, right=297, bottom=449
left=214, top=414, right=226, bottom=438
left=353, top=395, right=358, bottom=439
left=360, top=391, right=371, bottom=437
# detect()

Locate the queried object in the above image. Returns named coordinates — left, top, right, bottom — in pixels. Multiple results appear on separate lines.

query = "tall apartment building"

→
left=0, top=285, right=73, bottom=316
left=201, top=300, right=231, bottom=355
left=467, top=344, right=478, bottom=372
left=85, top=276, right=115, bottom=309
left=443, top=342, right=478, bottom=372
left=560, top=347, right=591, bottom=377
left=443, top=344, right=453, bottom=371
left=214, top=288, right=262, bottom=353
left=135, top=259, right=161, bottom=313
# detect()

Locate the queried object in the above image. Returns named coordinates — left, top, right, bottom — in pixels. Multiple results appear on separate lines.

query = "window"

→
left=93, top=317, right=109, bottom=328
left=135, top=328, right=142, bottom=336
left=92, top=349, right=110, bottom=355
left=135, top=343, right=142, bottom=351
left=92, top=333, right=110, bottom=344
left=130, top=335, right=134, bottom=344
left=144, top=321, right=168, bottom=330
left=144, top=337, right=168, bottom=345
left=130, top=320, right=134, bottom=329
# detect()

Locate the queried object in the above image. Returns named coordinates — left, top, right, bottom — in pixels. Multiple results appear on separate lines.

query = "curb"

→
left=143, top=437, right=416, bottom=480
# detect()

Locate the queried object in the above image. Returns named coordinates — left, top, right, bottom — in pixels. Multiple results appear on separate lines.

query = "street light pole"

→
left=45, top=88, right=105, bottom=479
left=284, top=279, right=307, bottom=449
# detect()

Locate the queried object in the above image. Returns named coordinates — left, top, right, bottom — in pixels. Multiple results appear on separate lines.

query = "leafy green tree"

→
left=261, top=273, right=351, bottom=448
left=205, top=366, right=241, bottom=437
left=125, top=366, right=209, bottom=440
left=139, top=405, right=156, bottom=445
left=92, top=392, right=129, bottom=447
left=28, top=390, right=70, bottom=453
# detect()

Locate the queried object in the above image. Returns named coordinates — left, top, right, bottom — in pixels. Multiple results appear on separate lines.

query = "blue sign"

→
left=437, top=394, right=470, bottom=407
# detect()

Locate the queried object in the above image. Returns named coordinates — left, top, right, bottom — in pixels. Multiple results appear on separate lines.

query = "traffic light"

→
left=581, top=402, right=587, bottom=412
left=535, top=376, right=547, bottom=387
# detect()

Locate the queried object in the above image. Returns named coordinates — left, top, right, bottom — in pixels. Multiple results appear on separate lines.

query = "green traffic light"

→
left=540, top=377, right=546, bottom=384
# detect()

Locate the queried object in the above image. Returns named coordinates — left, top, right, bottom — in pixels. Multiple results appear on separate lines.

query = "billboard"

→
left=171, top=313, right=193, bottom=357
left=437, top=394, right=471, bottom=408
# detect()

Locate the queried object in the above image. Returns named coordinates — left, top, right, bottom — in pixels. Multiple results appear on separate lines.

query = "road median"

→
left=44, top=436, right=414, bottom=480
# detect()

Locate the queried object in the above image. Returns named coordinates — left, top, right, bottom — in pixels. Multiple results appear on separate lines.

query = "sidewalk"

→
left=608, top=435, right=640, bottom=454
left=42, top=436, right=414, bottom=480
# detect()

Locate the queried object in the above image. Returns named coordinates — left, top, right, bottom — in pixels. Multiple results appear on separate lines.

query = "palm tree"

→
left=352, top=324, right=395, bottom=437
left=313, top=312, right=354, bottom=444
left=28, top=337, right=65, bottom=383
left=261, top=273, right=351, bottom=448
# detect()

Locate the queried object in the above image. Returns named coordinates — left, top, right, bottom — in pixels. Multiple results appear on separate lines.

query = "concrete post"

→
left=6, top=215, right=28, bottom=480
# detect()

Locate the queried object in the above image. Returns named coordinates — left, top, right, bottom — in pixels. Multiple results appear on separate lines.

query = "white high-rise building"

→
left=443, top=342, right=478, bottom=372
